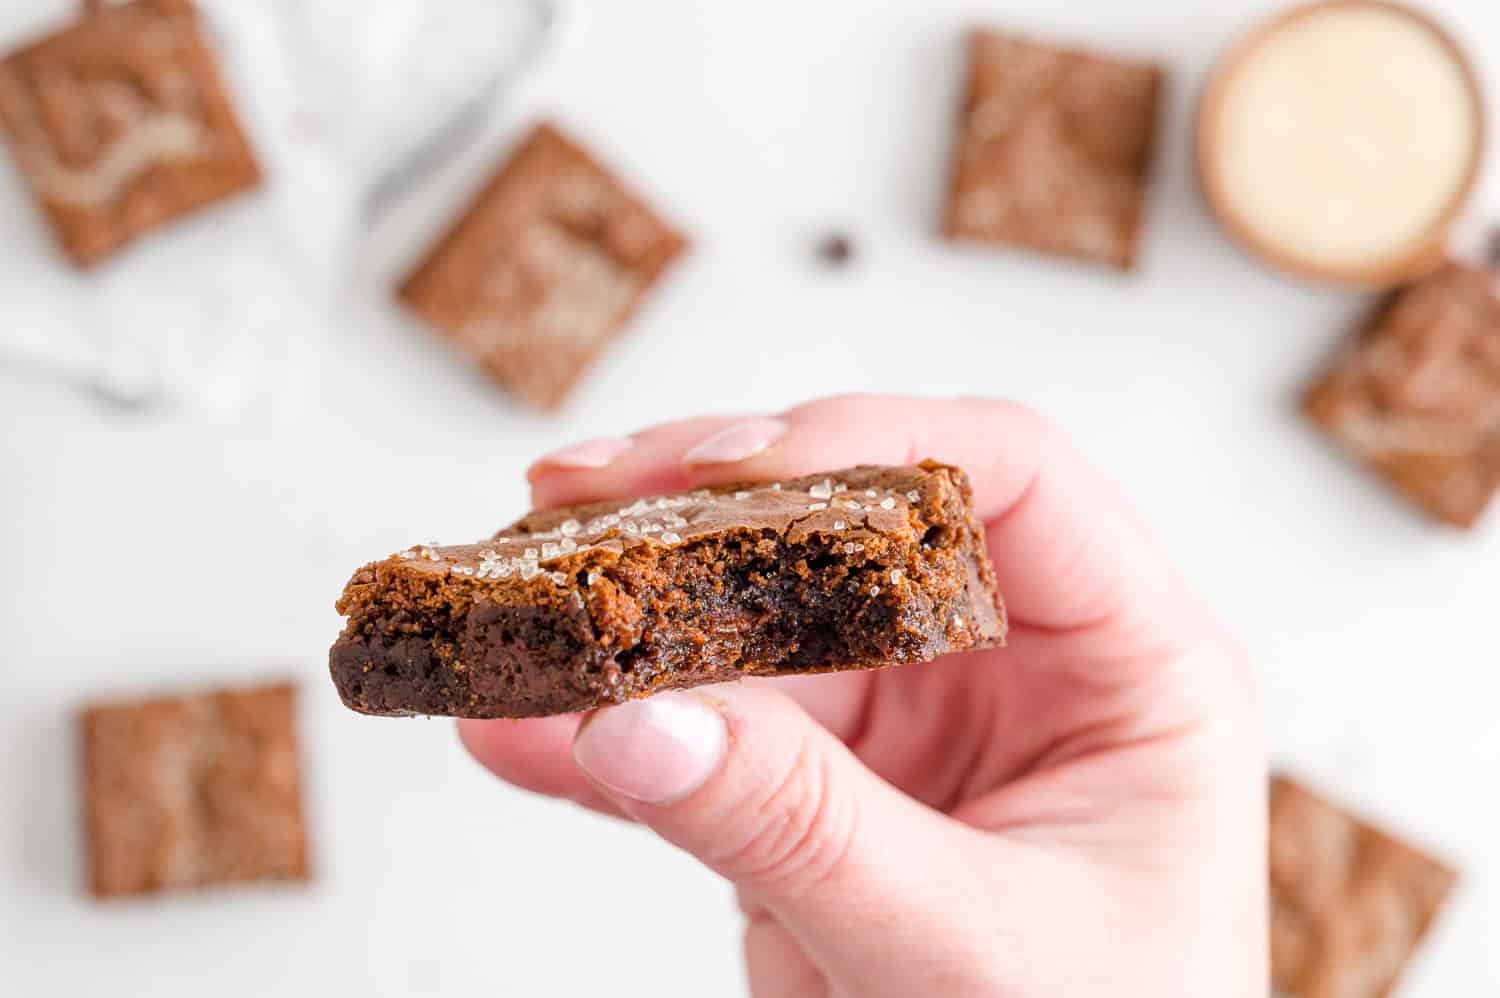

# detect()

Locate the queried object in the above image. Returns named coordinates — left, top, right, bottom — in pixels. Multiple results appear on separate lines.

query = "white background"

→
left=3, top=0, right=1499, bottom=994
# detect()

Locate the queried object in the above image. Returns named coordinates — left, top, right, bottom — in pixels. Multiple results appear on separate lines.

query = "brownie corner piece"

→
left=330, top=461, right=1004, bottom=719
left=0, top=0, right=261, bottom=267
left=397, top=121, right=689, bottom=411
left=1269, top=774, right=1457, bottom=998
left=944, top=27, right=1164, bottom=270
left=1304, top=262, right=1500, bottom=528
left=81, top=680, right=310, bottom=898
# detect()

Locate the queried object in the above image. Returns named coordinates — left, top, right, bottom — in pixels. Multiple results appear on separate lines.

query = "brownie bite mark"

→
left=944, top=29, right=1164, bottom=270
left=1270, top=775, right=1457, bottom=998
left=398, top=123, right=688, bottom=411
left=330, top=462, right=1004, bottom=719
left=81, top=682, right=310, bottom=898
left=1306, top=263, right=1500, bottom=528
left=0, top=0, right=261, bottom=267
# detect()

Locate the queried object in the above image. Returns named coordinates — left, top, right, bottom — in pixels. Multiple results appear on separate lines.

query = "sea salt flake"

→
left=953, top=615, right=965, bottom=628
left=870, top=586, right=880, bottom=596
left=880, top=497, right=896, bottom=510
left=560, top=538, right=577, bottom=553
left=397, top=549, right=418, bottom=560
left=452, top=565, right=475, bottom=576
left=809, top=480, right=833, bottom=500
left=890, top=568, right=904, bottom=584
left=623, top=521, right=641, bottom=535
left=587, top=571, right=601, bottom=586
left=524, top=547, right=539, bottom=560
left=690, top=489, right=711, bottom=499
left=661, top=531, right=681, bottom=543
left=808, top=502, right=828, bottom=511
left=833, top=520, right=846, bottom=530
left=865, top=489, right=878, bottom=497
left=642, top=522, right=662, bottom=533
left=771, top=483, right=782, bottom=491
left=560, top=519, right=581, bottom=536
left=833, top=483, right=848, bottom=493
left=541, top=543, right=560, bottom=559
left=735, top=491, right=751, bottom=500
left=843, top=542, right=856, bottom=554
left=906, top=490, right=920, bottom=502
left=519, top=559, right=540, bottom=580
left=550, top=571, right=568, bottom=585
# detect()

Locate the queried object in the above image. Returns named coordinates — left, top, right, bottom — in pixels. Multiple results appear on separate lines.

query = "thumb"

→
left=571, top=681, right=991, bottom=972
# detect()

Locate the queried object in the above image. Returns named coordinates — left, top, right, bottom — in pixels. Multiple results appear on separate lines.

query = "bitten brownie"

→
left=944, top=28, right=1164, bottom=270
left=398, top=122, right=688, bottom=411
left=1270, top=775, right=1457, bottom=998
left=81, top=682, right=310, bottom=898
left=1305, top=262, right=1500, bottom=528
left=0, top=0, right=261, bottom=267
left=330, top=462, right=1005, bottom=719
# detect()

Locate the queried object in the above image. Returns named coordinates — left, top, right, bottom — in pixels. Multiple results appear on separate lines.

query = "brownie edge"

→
left=330, top=462, right=1005, bottom=718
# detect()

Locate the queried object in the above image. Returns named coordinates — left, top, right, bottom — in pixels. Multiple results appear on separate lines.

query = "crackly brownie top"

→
left=947, top=28, right=1162, bottom=267
left=1307, top=263, right=1500, bottom=526
left=82, top=681, right=308, bottom=896
left=1269, top=775, right=1457, bottom=998
left=0, top=0, right=244, bottom=210
left=399, top=122, right=687, bottom=410
left=364, top=464, right=966, bottom=592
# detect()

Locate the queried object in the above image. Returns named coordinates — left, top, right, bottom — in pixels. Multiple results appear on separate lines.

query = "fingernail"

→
left=531, top=436, right=633, bottom=473
left=573, top=692, right=726, bottom=805
left=681, top=419, right=789, bottom=467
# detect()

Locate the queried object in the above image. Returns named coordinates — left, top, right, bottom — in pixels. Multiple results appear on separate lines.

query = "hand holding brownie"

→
left=460, top=395, right=1266, bottom=997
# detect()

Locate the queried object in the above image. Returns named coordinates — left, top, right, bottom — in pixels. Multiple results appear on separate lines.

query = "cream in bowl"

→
left=1199, top=1, right=1484, bottom=287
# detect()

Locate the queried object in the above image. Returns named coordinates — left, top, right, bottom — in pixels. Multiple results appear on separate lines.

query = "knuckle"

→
left=715, top=742, right=858, bottom=898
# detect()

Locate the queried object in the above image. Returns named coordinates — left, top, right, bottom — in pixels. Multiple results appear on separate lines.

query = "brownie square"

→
left=1270, top=775, right=1457, bottom=998
left=943, top=28, right=1164, bottom=270
left=398, top=122, right=688, bottom=411
left=81, top=681, right=310, bottom=898
left=1305, top=263, right=1500, bottom=528
left=0, top=0, right=260, bottom=267
left=330, top=462, right=1005, bottom=718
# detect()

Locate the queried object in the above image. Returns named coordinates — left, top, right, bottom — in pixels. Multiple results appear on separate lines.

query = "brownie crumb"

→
left=818, top=233, right=855, bottom=266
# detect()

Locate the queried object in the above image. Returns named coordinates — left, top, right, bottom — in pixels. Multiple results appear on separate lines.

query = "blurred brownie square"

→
left=1270, top=775, right=1457, bottom=998
left=0, top=0, right=260, bottom=267
left=82, top=681, right=310, bottom=898
left=944, top=29, right=1164, bottom=270
left=399, top=122, right=688, bottom=411
left=1305, top=263, right=1500, bottom=528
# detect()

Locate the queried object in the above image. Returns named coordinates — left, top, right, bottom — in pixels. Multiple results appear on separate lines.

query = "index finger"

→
left=528, top=394, right=1185, bottom=634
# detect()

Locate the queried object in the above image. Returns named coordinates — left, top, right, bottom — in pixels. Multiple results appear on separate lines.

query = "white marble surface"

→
left=3, top=0, right=1499, bottom=994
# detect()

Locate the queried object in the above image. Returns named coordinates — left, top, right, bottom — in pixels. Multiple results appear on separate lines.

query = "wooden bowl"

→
left=1198, top=0, right=1486, bottom=289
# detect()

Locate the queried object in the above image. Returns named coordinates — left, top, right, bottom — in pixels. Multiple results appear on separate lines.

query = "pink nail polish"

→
left=681, top=419, right=789, bottom=467
left=532, top=436, right=633, bottom=472
left=573, top=692, right=726, bottom=805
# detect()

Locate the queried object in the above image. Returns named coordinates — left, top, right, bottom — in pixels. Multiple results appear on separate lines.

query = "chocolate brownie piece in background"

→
left=1270, top=775, right=1457, bottom=998
left=81, top=681, right=310, bottom=898
left=0, top=0, right=261, bottom=267
left=1305, top=263, right=1500, bottom=528
left=398, top=122, right=688, bottom=411
left=944, top=28, right=1164, bottom=270
left=330, top=462, right=1004, bottom=719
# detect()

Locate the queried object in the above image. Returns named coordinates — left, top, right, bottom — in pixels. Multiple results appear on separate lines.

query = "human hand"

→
left=459, top=395, right=1266, bottom=997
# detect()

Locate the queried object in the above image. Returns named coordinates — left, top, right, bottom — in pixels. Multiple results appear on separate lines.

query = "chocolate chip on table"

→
left=818, top=233, right=855, bottom=266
